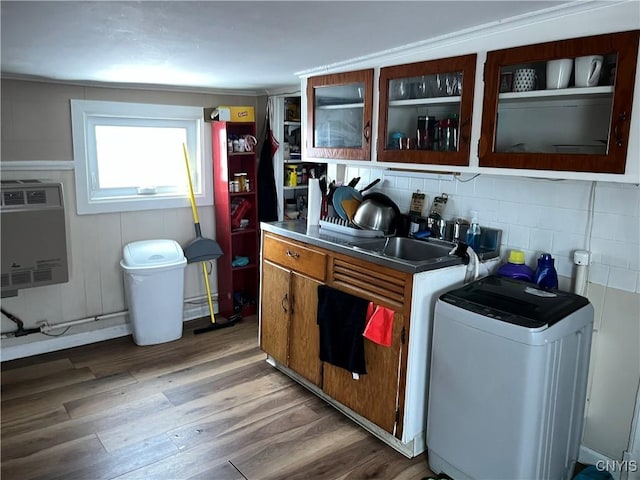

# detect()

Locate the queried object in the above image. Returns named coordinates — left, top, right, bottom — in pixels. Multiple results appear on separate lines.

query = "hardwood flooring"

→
left=1, top=316, right=435, bottom=479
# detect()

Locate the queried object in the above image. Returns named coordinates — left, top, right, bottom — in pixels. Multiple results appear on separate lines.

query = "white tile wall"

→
left=345, top=166, right=640, bottom=293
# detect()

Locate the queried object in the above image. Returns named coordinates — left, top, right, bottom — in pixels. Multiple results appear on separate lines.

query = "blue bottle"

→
left=466, top=211, right=481, bottom=251
left=534, top=253, right=558, bottom=289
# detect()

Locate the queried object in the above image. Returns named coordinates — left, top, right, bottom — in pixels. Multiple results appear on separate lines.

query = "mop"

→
left=181, top=143, right=237, bottom=334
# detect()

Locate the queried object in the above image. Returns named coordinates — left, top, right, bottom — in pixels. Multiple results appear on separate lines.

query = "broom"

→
left=181, top=143, right=237, bottom=334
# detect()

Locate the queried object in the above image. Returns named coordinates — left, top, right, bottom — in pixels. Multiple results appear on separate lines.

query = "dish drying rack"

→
left=319, top=216, right=384, bottom=237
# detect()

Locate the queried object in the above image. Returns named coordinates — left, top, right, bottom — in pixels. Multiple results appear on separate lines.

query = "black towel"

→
left=317, top=285, right=368, bottom=375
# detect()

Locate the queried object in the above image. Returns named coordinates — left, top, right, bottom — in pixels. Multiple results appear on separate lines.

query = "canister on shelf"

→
left=234, top=173, right=247, bottom=192
left=286, top=166, right=297, bottom=187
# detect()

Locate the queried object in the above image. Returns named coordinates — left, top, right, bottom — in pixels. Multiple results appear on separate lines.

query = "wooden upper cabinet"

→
left=479, top=30, right=639, bottom=174
left=377, top=54, right=477, bottom=166
left=306, top=69, right=374, bottom=161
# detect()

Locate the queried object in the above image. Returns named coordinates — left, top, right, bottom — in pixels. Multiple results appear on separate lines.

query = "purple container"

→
left=496, top=262, right=535, bottom=282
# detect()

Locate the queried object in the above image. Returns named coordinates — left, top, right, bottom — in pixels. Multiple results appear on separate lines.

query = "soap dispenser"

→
left=466, top=211, right=481, bottom=251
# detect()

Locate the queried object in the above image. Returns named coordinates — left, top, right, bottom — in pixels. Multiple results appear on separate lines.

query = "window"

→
left=71, top=99, right=211, bottom=214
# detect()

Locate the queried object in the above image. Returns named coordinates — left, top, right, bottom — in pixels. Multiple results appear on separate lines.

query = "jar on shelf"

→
left=438, top=117, right=458, bottom=152
left=234, top=173, right=247, bottom=191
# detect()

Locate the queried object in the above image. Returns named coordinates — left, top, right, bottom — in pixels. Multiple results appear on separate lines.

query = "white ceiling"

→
left=1, top=1, right=574, bottom=93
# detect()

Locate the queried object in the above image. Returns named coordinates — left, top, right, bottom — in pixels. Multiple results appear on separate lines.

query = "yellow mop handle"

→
left=182, top=143, right=200, bottom=224
left=202, top=262, right=216, bottom=324
left=182, top=143, right=216, bottom=325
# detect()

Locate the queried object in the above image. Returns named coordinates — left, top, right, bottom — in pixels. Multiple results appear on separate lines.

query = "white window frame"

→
left=71, top=99, right=212, bottom=215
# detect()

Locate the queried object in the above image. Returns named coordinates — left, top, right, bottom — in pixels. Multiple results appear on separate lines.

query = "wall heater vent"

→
left=1, top=180, right=69, bottom=297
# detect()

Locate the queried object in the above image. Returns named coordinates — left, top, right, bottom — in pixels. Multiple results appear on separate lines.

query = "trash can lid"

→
left=122, top=239, right=185, bottom=269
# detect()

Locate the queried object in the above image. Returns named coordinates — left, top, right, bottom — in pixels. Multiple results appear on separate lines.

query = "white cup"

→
left=546, top=59, right=573, bottom=89
left=513, top=68, right=537, bottom=92
left=575, top=55, right=603, bottom=87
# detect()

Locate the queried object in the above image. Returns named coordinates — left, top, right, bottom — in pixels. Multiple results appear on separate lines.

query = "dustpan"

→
left=181, top=144, right=237, bottom=334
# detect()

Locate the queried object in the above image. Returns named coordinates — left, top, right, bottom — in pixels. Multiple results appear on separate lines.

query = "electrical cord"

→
left=1, top=307, right=41, bottom=337
left=41, top=327, right=72, bottom=337
left=455, top=173, right=481, bottom=183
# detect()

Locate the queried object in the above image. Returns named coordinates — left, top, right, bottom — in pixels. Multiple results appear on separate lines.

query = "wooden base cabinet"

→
left=322, top=311, right=405, bottom=435
left=259, top=231, right=414, bottom=439
left=259, top=261, right=290, bottom=366
left=260, top=260, right=323, bottom=386
left=260, top=233, right=326, bottom=386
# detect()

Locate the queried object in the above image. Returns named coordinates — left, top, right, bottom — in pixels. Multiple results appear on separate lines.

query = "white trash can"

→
left=120, top=239, right=187, bottom=346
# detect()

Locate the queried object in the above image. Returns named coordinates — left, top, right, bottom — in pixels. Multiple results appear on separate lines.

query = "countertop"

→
left=261, top=220, right=464, bottom=274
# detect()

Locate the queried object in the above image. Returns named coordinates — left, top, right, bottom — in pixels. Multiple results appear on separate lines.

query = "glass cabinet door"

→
left=377, top=54, right=477, bottom=166
left=480, top=30, right=639, bottom=174
left=306, top=69, right=373, bottom=161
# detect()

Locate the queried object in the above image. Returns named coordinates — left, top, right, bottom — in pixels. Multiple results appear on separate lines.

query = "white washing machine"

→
left=427, top=275, right=593, bottom=480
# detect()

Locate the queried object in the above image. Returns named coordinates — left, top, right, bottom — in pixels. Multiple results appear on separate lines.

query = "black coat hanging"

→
left=257, top=114, right=279, bottom=223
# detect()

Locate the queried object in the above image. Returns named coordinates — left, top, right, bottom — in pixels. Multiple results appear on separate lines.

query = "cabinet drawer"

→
left=263, top=234, right=327, bottom=281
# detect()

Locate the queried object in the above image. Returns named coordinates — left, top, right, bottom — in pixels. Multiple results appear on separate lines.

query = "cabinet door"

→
left=259, top=260, right=290, bottom=365
left=479, top=30, right=639, bottom=174
left=288, top=273, right=323, bottom=386
left=306, top=69, right=374, bottom=161
left=322, top=312, right=404, bottom=435
left=377, top=54, right=477, bottom=166
left=324, top=256, right=412, bottom=436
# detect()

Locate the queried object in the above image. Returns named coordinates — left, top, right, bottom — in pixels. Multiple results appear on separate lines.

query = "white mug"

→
left=546, top=58, right=573, bottom=89
left=513, top=68, right=537, bottom=92
left=575, top=55, right=603, bottom=87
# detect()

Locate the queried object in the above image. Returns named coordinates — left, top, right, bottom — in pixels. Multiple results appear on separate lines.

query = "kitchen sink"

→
left=352, top=237, right=454, bottom=262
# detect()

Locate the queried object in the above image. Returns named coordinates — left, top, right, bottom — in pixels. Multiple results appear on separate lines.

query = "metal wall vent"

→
left=1, top=181, right=69, bottom=297
left=33, top=269, right=53, bottom=282
left=26, top=190, right=47, bottom=204
left=3, top=191, right=25, bottom=206
left=1, top=179, right=41, bottom=185
left=11, top=271, right=31, bottom=285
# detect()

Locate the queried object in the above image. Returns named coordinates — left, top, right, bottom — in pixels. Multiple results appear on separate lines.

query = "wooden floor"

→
left=1, top=315, right=435, bottom=480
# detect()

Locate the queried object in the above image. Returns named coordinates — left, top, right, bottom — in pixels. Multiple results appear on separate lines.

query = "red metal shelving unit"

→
left=212, top=121, right=259, bottom=318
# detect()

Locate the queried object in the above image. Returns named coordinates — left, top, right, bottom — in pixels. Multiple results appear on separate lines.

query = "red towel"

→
left=363, top=302, right=394, bottom=347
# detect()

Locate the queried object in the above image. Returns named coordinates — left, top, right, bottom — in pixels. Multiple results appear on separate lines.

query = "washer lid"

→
left=440, top=275, right=590, bottom=328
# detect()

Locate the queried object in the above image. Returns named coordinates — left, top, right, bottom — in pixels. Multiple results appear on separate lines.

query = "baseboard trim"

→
left=1, top=303, right=214, bottom=362
left=1, top=322, right=132, bottom=362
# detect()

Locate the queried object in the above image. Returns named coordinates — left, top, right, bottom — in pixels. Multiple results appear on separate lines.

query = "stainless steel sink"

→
left=352, top=237, right=454, bottom=263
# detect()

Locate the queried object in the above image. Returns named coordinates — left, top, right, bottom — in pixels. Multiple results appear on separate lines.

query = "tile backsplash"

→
left=345, top=166, right=640, bottom=293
